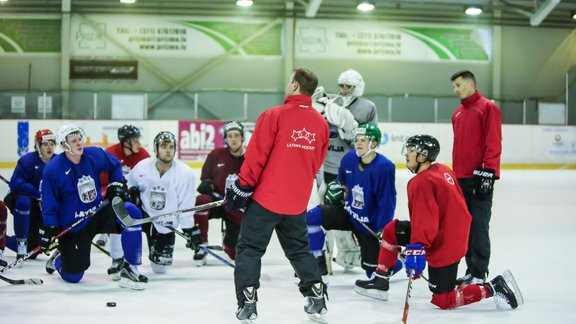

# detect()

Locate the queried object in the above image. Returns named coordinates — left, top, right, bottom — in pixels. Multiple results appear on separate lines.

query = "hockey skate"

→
left=193, top=247, right=207, bottom=267
left=456, top=273, right=485, bottom=285
left=107, top=258, right=125, bottom=281
left=488, top=270, right=524, bottom=309
left=354, top=272, right=389, bottom=301
left=45, top=250, right=60, bottom=274
left=119, top=262, right=148, bottom=290
left=236, top=287, right=258, bottom=323
left=0, top=250, right=7, bottom=267
left=304, top=282, right=328, bottom=324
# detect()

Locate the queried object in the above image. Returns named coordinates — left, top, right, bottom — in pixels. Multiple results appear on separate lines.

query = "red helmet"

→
left=35, top=129, right=56, bottom=149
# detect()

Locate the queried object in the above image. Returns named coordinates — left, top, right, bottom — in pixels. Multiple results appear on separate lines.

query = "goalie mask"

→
left=325, top=180, right=346, bottom=207
left=338, top=69, right=365, bottom=98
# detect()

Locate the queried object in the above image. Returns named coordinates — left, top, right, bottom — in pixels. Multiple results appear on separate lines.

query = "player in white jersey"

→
left=125, top=131, right=202, bottom=274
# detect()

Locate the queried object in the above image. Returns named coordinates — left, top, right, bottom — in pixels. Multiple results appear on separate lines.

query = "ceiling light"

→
left=120, top=0, right=136, bottom=4
left=571, top=11, right=576, bottom=20
left=236, top=0, right=253, bottom=7
left=465, top=7, right=482, bottom=15
left=357, top=1, right=375, bottom=12
left=0, top=0, right=9, bottom=3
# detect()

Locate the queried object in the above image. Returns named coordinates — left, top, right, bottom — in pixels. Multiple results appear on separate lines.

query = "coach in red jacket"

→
left=450, top=70, right=502, bottom=286
left=225, top=68, right=330, bottom=323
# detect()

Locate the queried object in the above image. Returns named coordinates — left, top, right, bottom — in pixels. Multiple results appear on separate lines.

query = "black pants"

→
left=458, top=178, right=493, bottom=279
left=234, top=201, right=322, bottom=306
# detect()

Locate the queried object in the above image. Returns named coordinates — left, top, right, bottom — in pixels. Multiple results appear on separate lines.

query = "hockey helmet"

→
left=117, top=124, right=141, bottom=143
left=224, top=121, right=244, bottom=138
left=325, top=180, right=346, bottom=207
left=354, top=123, right=381, bottom=144
left=34, top=129, right=55, bottom=150
left=154, top=131, right=177, bottom=154
left=404, top=134, right=440, bottom=162
left=337, top=69, right=365, bottom=97
left=56, top=124, right=84, bottom=151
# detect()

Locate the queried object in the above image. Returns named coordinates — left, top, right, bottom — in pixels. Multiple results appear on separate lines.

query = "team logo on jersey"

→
left=149, top=185, right=167, bottom=210
left=291, top=128, right=316, bottom=144
left=444, top=172, right=455, bottom=185
left=77, top=175, right=97, bottom=203
left=351, top=184, right=365, bottom=208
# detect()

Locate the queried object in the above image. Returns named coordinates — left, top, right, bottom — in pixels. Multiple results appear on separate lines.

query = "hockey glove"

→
left=197, top=179, right=217, bottom=197
left=473, top=167, right=495, bottom=200
left=39, top=225, right=57, bottom=253
left=106, top=181, right=128, bottom=201
left=404, top=243, right=426, bottom=279
left=225, top=179, right=253, bottom=212
left=127, top=186, right=141, bottom=207
left=183, top=225, right=202, bottom=252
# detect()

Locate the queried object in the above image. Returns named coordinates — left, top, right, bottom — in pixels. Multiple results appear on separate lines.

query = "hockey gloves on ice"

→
left=39, top=225, right=57, bottom=253
left=183, top=225, right=202, bottom=252
left=473, top=167, right=495, bottom=200
left=197, top=179, right=217, bottom=196
left=225, top=179, right=253, bottom=212
left=106, top=181, right=128, bottom=201
left=404, top=243, right=426, bottom=279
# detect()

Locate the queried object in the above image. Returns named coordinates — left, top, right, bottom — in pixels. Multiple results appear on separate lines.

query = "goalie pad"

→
left=323, top=99, right=358, bottom=141
left=332, top=230, right=361, bottom=269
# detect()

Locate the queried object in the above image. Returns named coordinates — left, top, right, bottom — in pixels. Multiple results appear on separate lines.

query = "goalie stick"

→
left=111, top=196, right=225, bottom=227
left=165, top=225, right=235, bottom=268
left=1, top=201, right=108, bottom=274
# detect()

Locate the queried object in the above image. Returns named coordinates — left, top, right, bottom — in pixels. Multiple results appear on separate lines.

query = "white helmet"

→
left=338, top=69, right=365, bottom=97
left=56, top=123, right=84, bottom=152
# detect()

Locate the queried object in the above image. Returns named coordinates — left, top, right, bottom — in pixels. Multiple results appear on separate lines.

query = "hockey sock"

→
left=0, top=202, right=6, bottom=250
left=13, top=196, right=31, bottom=239
left=121, top=203, right=143, bottom=265
left=431, top=284, right=490, bottom=309
left=194, top=212, right=209, bottom=243
left=306, top=207, right=326, bottom=254
left=109, top=234, right=124, bottom=259
left=390, top=259, right=403, bottom=276
left=376, top=220, right=402, bottom=273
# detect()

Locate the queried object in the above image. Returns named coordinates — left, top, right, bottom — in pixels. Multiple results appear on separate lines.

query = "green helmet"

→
left=354, top=123, right=381, bottom=144
left=324, top=180, right=346, bottom=207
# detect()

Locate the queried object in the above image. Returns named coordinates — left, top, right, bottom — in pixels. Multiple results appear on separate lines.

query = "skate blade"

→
left=108, top=272, right=121, bottom=281
left=354, top=287, right=389, bottom=301
left=241, top=320, right=256, bottom=324
left=194, top=258, right=207, bottom=267
left=308, top=313, right=328, bottom=323
left=502, top=269, right=524, bottom=306
left=119, top=278, right=146, bottom=291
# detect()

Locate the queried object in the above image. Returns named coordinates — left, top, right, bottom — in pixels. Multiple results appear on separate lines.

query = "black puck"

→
left=106, top=302, right=117, bottom=307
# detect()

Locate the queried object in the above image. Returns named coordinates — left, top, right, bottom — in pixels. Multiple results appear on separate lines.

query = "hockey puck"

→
left=106, top=302, right=117, bottom=307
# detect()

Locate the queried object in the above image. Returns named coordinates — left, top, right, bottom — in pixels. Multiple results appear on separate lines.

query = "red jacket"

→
left=408, top=164, right=471, bottom=268
left=239, top=95, right=329, bottom=215
left=451, top=91, right=502, bottom=178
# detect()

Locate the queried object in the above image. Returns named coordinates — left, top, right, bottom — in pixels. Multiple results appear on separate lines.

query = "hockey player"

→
left=194, top=121, right=245, bottom=264
left=226, top=68, right=330, bottom=323
left=451, top=70, right=502, bottom=285
left=313, top=69, right=378, bottom=272
left=40, top=124, right=147, bottom=290
left=356, top=134, right=523, bottom=310
left=0, top=201, right=7, bottom=266
left=3, top=129, right=56, bottom=262
left=125, top=131, right=202, bottom=274
left=306, top=123, right=397, bottom=281
left=96, top=124, right=150, bottom=253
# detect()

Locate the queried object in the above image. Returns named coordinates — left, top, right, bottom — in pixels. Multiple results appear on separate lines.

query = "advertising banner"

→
left=178, top=120, right=224, bottom=161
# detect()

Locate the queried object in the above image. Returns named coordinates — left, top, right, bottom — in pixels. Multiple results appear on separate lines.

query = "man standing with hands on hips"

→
left=225, top=68, right=330, bottom=323
left=450, top=70, right=502, bottom=285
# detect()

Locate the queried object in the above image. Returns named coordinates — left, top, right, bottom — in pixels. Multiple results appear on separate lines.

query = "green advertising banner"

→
left=0, top=18, right=61, bottom=53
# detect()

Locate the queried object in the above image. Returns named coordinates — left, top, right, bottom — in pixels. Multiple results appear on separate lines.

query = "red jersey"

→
left=452, top=91, right=502, bottom=179
left=408, top=163, right=471, bottom=268
left=239, top=95, right=329, bottom=215
left=201, top=147, right=244, bottom=197
left=100, top=143, right=151, bottom=192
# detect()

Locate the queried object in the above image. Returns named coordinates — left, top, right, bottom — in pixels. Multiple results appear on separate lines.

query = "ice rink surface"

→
left=1, top=168, right=575, bottom=324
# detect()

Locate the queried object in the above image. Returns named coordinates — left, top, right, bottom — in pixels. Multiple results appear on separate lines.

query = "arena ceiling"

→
left=1, top=0, right=576, bottom=28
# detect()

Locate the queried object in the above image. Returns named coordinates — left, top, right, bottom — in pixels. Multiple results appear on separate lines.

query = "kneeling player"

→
left=356, top=134, right=523, bottom=309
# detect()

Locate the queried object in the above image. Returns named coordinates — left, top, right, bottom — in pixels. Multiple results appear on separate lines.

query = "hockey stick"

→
left=111, top=196, right=225, bottom=227
left=1, top=201, right=109, bottom=274
left=165, top=225, right=235, bottom=268
left=0, top=273, right=43, bottom=285
left=0, top=174, right=10, bottom=185
left=401, top=270, right=415, bottom=324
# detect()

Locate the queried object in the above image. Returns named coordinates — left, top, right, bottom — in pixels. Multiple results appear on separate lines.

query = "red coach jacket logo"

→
left=291, top=128, right=316, bottom=144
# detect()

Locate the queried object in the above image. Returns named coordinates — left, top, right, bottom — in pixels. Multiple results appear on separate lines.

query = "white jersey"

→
left=126, top=157, right=196, bottom=234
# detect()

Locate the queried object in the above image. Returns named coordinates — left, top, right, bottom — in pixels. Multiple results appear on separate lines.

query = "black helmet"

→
left=405, top=134, right=440, bottom=162
left=224, top=121, right=244, bottom=138
left=118, top=124, right=141, bottom=143
left=153, top=131, right=177, bottom=154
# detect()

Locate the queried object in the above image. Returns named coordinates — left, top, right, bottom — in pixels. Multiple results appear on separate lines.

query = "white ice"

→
left=1, top=168, right=575, bottom=324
